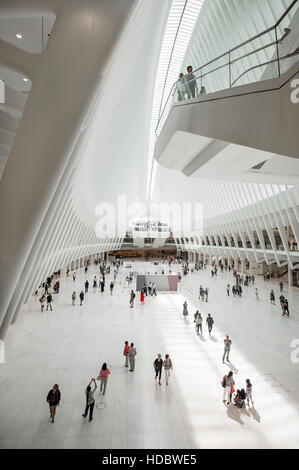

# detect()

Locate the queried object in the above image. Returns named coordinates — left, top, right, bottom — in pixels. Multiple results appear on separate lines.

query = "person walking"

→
left=123, top=341, right=130, bottom=367
left=152, top=282, right=157, bottom=296
left=98, top=363, right=111, bottom=395
left=39, top=294, right=46, bottom=312
left=282, top=298, right=289, bottom=317
left=73, top=272, right=76, bottom=282
left=163, top=354, right=173, bottom=386
left=196, top=312, right=203, bottom=335
left=194, top=310, right=199, bottom=331
left=205, top=287, right=209, bottom=302
left=128, top=343, right=137, bottom=371
left=226, top=284, right=230, bottom=296
left=82, top=378, right=97, bottom=421
left=72, top=291, right=76, bottom=306
left=255, top=288, right=259, bottom=300
left=153, top=354, right=163, bottom=386
left=270, top=289, right=275, bottom=305
left=93, top=277, right=97, bottom=288
left=206, top=314, right=214, bottom=335
left=79, top=290, right=84, bottom=306
left=129, top=290, right=135, bottom=308
left=222, top=335, right=232, bottom=363
left=279, top=281, right=283, bottom=292
left=47, top=384, right=61, bottom=423
left=46, top=292, right=53, bottom=311
left=140, top=289, right=145, bottom=304
left=85, top=280, right=89, bottom=293
left=143, top=283, right=148, bottom=296
left=222, top=371, right=234, bottom=405
left=183, top=301, right=188, bottom=318
left=245, top=378, right=254, bottom=407
left=148, top=282, right=152, bottom=296
left=110, top=281, right=114, bottom=295
left=100, top=280, right=105, bottom=292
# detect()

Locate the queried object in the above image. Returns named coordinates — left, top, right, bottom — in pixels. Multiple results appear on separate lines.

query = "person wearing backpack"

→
left=206, top=314, right=214, bottom=335
left=222, top=370, right=234, bottom=405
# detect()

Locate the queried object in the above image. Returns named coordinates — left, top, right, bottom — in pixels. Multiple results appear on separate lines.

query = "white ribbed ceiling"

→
left=147, top=0, right=205, bottom=199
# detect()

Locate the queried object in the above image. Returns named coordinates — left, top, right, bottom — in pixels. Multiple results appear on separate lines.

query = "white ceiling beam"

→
left=0, top=38, right=38, bottom=79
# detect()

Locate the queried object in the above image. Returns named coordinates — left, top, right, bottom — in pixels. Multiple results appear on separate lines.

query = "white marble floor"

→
left=1, top=262, right=299, bottom=449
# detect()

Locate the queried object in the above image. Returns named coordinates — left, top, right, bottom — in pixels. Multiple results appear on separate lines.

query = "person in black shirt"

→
left=153, top=354, right=163, bottom=386
left=47, top=384, right=61, bottom=423
left=110, top=281, right=114, bottom=295
left=46, top=293, right=53, bottom=311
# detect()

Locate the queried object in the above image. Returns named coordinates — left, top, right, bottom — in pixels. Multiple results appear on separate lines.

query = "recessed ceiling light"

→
left=16, top=33, right=23, bottom=39
left=22, top=77, right=29, bottom=82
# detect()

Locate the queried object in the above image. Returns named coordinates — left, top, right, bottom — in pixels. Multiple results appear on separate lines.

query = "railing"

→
left=155, top=0, right=299, bottom=137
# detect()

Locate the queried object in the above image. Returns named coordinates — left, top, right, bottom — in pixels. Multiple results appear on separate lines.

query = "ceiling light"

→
left=16, top=33, right=23, bottom=39
left=22, top=77, right=29, bottom=82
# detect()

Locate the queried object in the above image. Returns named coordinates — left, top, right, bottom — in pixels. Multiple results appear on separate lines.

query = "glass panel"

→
left=230, top=29, right=278, bottom=88
left=277, top=8, right=299, bottom=76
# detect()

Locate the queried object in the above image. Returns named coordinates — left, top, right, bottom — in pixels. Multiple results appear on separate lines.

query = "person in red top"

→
left=140, top=290, right=145, bottom=304
left=123, top=341, right=130, bottom=367
left=99, top=362, right=111, bottom=395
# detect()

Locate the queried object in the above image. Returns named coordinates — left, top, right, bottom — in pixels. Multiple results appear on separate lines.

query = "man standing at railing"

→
left=185, top=65, right=198, bottom=99
left=175, top=72, right=187, bottom=101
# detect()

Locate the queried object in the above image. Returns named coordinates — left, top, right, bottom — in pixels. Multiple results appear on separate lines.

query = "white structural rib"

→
left=147, top=0, right=204, bottom=199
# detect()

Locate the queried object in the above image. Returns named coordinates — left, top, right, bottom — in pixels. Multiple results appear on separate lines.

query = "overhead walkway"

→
left=154, top=1, right=299, bottom=185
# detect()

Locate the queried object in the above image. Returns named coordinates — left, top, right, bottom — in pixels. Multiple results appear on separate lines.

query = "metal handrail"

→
left=231, top=50, right=299, bottom=87
left=155, top=0, right=298, bottom=136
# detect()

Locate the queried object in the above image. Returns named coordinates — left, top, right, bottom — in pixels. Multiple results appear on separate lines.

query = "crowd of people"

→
left=41, top=253, right=294, bottom=429
left=221, top=372, right=253, bottom=408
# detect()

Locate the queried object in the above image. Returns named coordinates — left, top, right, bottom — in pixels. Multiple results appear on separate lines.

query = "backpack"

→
left=221, top=376, right=226, bottom=388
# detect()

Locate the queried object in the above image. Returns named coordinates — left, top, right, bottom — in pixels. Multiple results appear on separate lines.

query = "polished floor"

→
left=0, top=261, right=299, bottom=449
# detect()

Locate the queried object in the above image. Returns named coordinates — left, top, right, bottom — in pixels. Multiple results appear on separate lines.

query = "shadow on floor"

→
left=249, top=406, right=261, bottom=423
